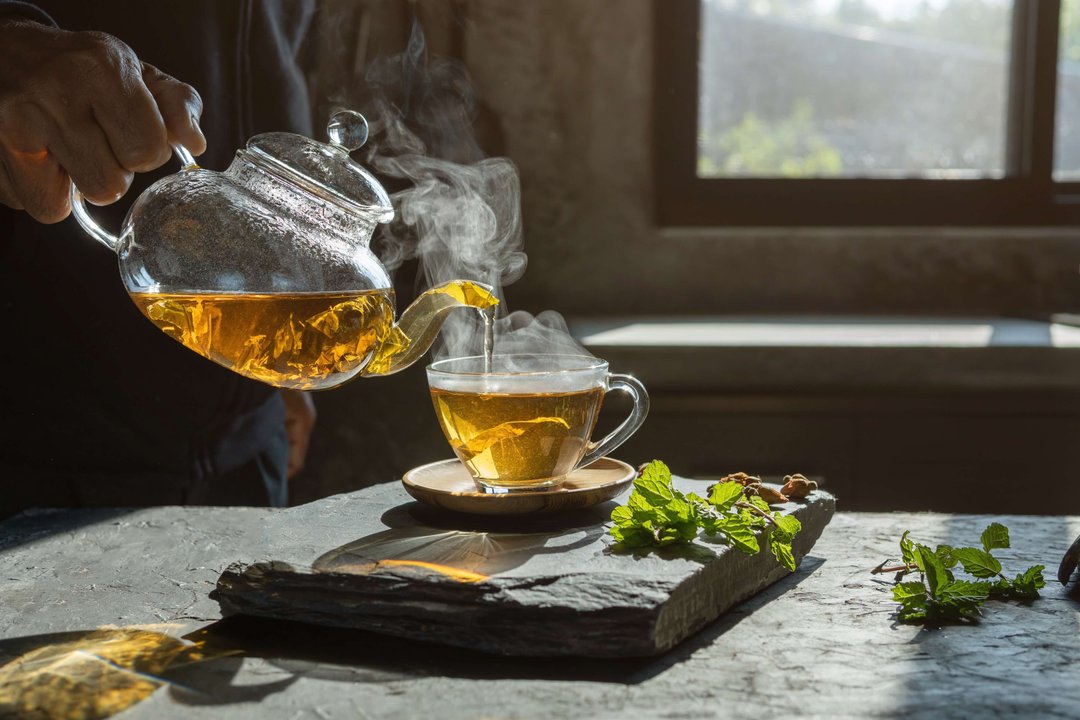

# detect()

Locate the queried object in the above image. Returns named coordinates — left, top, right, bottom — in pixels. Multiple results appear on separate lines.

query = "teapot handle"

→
left=69, top=145, right=198, bottom=253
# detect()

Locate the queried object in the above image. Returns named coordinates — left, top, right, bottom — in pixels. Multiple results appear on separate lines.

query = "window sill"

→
left=568, top=315, right=1080, bottom=395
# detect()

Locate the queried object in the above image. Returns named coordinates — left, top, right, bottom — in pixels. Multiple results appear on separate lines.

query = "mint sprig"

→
left=610, top=460, right=801, bottom=571
left=876, top=522, right=1045, bottom=624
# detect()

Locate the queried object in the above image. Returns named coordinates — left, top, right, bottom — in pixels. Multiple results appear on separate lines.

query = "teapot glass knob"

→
left=327, top=110, right=369, bottom=152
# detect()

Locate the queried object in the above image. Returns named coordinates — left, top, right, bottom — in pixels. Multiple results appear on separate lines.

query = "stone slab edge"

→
left=215, top=492, right=835, bottom=657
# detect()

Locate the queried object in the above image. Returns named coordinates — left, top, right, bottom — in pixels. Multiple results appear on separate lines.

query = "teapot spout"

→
left=361, top=280, right=499, bottom=377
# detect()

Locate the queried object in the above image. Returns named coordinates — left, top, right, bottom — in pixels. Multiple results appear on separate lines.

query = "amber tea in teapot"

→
left=131, top=289, right=395, bottom=391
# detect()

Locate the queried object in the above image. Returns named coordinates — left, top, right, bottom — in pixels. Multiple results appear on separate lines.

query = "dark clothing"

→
left=0, top=0, right=314, bottom=516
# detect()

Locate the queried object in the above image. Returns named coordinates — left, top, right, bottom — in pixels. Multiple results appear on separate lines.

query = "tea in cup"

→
left=427, top=354, right=649, bottom=492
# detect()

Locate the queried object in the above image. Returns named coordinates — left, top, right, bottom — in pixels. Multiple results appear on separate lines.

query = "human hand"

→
left=0, top=19, right=207, bottom=223
left=281, top=390, right=317, bottom=481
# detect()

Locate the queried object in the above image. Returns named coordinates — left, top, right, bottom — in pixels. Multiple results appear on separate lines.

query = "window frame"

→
left=654, top=0, right=1080, bottom=226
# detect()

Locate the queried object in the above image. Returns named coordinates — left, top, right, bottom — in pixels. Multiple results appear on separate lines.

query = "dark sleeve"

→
left=0, top=1, right=56, bottom=26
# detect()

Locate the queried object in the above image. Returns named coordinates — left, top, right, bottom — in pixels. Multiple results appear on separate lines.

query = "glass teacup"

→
left=426, top=354, right=649, bottom=492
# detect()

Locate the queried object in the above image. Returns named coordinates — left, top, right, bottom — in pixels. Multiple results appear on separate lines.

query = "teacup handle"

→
left=69, top=144, right=198, bottom=253
left=577, top=373, right=650, bottom=469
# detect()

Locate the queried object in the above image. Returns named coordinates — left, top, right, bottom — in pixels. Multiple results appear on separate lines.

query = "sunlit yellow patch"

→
left=338, top=558, right=489, bottom=583
left=375, top=559, right=489, bottom=583
left=0, top=625, right=231, bottom=720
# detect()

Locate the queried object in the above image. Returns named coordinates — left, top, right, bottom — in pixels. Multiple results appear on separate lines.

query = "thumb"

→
left=141, top=62, right=207, bottom=156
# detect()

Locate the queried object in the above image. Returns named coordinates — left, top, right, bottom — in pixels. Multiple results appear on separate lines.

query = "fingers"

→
left=0, top=23, right=205, bottom=224
left=0, top=104, right=68, bottom=222
left=0, top=156, right=24, bottom=212
left=81, top=34, right=171, bottom=173
left=1, top=104, right=134, bottom=215
left=49, top=112, right=132, bottom=206
left=281, top=390, right=317, bottom=480
left=142, top=63, right=206, bottom=157
left=3, top=147, right=68, bottom=223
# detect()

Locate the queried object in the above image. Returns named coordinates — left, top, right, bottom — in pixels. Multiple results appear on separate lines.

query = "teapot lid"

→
left=245, top=110, right=394, bottom=222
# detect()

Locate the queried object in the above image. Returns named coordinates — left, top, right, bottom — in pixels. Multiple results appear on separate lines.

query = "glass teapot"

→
left=69, top=110, right=497, bottom=391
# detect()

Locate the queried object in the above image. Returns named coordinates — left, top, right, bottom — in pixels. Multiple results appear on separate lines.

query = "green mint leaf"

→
left=885, top=523, right=1041, bottom=625
left=1011, top=565, right=1046, bottom=600
left=916, top=545, right=950, bottom=595
left=676, top=518, right=701, bottom=543
left=685, top=492, right=709, bottom=508
left=771, top=538, right=796, bottom=571
left=609, top=460, right=799, bottom=571
left=989, top=577, right=1013, bottom=599
left=644, top=519, right=687, bottom=546
left=656, top=524, right=693, bottom=545
left=748, top=496, right=772, bottom=514
left=895, top=586, right=929, bottom=622
left=610, top=525, right=653, bottom=548
left=952, top=547, right=1003, bottom=579
left=610, top=460, right=706, bottom=548
left=685, top=493, right=713, bottom=526
left=664, top=495, right=694, bottom=524
left=640, top=459, right=672, bottom=483
left=937, top=580, right=991, bottom=606
left=708, top=482, right=743, bottom=512
left=980, top=523, right=1010, bottom=552
left=911, top=544, right=926, bottom=573
left=899, top=531, right=915, bottom=564
left=773, top=514, right=802, bottom=541
left=611, top=505, right=635, bottom=527
left=697, top=513, right=723, bottom=536
left=738, top=507, right=767, bottom=528
left=935, top=544, right=958, bottom=569
left=952, top=603, right=983, bottom=622
left=633, top=461, right=676, bottom=508
left=626, top=491, right=655, bottom=517
left=897, top=604, right=929, bottom=622
left=717, top=517, right=759, bottom=554
left=893, top=581, right=927, bottom=603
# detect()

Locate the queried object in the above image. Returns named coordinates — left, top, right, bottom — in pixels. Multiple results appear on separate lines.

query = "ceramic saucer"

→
left=401, top=457, right=636, bottom=515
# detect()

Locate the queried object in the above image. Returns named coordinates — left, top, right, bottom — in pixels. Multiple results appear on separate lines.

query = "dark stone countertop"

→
left=2, top=484, right=1080, bottom=718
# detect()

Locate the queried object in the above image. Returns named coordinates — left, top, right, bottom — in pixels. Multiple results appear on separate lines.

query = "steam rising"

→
left=360, top=21, right=590, bottom=364
left=495, top=310, right=592, bottom=359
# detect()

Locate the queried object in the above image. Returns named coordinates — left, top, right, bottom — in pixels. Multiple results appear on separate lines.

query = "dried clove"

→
left=780, top=473, right=818, bottom=499
left=744, top=483, right=789, bottom=505
left=717, top=471, right=760, bottom=486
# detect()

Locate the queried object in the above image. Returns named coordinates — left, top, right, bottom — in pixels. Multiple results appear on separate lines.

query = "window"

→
left=655, top=0, right=1080, bottom=225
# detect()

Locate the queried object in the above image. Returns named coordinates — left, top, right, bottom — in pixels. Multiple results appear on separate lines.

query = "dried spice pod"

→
left=718, top=472, right=761, bottom=486
left=781, top=473, right=818, bottom=500
left=707, top=473, right=792, bottom=505
left=745, top=482, right=789, bottom=505
left=705, top=472, right=758, bottom=498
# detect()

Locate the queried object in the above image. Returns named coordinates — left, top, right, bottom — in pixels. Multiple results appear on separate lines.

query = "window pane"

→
left=698, top=0, right=1013, bottom=179
left=1056, top=0, right=1080, bottom=180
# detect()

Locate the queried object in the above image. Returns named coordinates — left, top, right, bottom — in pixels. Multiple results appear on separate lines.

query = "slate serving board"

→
left=215, top=477, right=835, bottom=657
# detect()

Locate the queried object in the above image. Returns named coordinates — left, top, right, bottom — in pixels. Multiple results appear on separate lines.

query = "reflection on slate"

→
left=216, top=478, right=836, bottom=658
left=313, top=526, right=600, bottom=582
left=0, top=626, right=232, bottom=720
